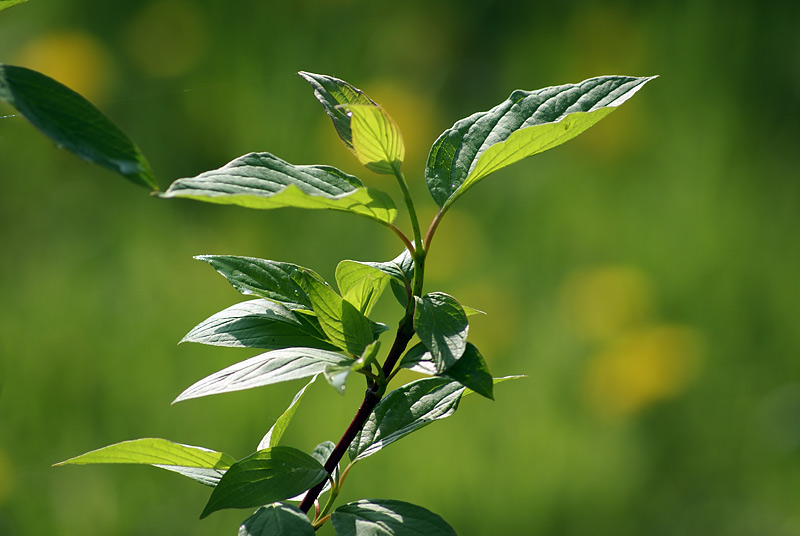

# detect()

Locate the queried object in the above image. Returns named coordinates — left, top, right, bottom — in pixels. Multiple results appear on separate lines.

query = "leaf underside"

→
left=160, top=152, right=396, bottom=224
left=426, top=74, right=657, bottom=208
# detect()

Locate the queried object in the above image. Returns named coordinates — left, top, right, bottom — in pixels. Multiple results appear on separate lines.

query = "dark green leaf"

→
left=239, top=503, right=315, bottom=536
left=258, top=377, right=317, bottom=450
left=331, top=499, right=456, bottom=536
left=173, top=347, right=355, bottom=403
left=298, top=71, right=377, bottom=150
left=54, top=438, right=234, bottom=487
left=0, top=0, right=29, bottom=12
left=181, top=299, right=336, bottom=351
left=426, top=75, right=656, bottom=208
left=343, top=103, right=405, bottom=175
left=348, top=377, right=465, bottom=462
left=0, top=64, right=157, bottom=189
left=398, top=342, right=494, bottom=400
left=295, top=269, right=375, bottom=355
left=195, top=255, right=314, bottom=309
left=413, top=292, right=469, bottom=371
left=160, top=152, right=397, bottom=225
left=200, top=446, right=326, bottom=518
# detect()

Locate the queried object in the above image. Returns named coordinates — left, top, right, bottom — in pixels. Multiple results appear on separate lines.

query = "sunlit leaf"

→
left=348, top=377, right=465, bottom=462
left=342, top=103, right=405, bottom=175
left=239, top=503, right=315, bottom=536
left=194, top=255, right=314, bottom=310
left=298, top=71, right=377, bottom=150
left=0, top=0, right=29, bottom=12
left=0, top=64, right=157, bottom=189
left=338, top=250, right=414, bottom=308
left=426, top=75, right=656, bottom=208
left=336, top=261, right=389, bottom=316
left=258, top=377, right=317, bottom=450
left=413, top=292, right=469, bottom=371
left=322, top=341, right=381, bottom=394
left=398, top=342, right=494, bottom=400
left=200, top=446, right=326, bottom=518
left=54, top=438, right=234, bottom=487
left=160, top=152, right=396, bottom=224
left=173, top=347, right=355, bottom=403
left=331, top=499, right=456, bottom=536
left=181, top=299, right=336, bottom=351
left=295, top=269, right=375, bottom=356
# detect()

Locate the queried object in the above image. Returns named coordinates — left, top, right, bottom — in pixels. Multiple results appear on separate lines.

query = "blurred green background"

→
left=1, top=0, right=799, bottom=534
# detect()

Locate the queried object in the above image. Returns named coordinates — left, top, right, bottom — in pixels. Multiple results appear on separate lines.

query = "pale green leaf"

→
left=298, top=71, right=377, bottom=150
left=239, top=503, right=315, bottom=536
left=336, top=261, right=390, bottom=316
left=258, top=377, right=317, bottom=450
left=332, top=499, right=456, bottom=536
left=426, top=75, right=656, bottom=208
left=0, top=64, right=157, bottom=189
left=322, top=341, right=381, bottom=395
left=413, top=292, right=469, bottom=371
left=200, top=446, right=326, bottom=518
left=160, top=152, right=396, bottom=224
left=54, top=438, right=234, bottom=487
left=0, top=0, right=29, bottom=12
left=180, top=299, right=336, bottom=351
left=337, top=250, right=414, bottom=308
left=342, top=104, right=405, bottom=175
left=173, top=347, right=355, bottom=403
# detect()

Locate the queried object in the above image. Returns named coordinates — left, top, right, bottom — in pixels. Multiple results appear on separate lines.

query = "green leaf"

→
left=258, top=377, right=317, bottom=450
left=160, top=152, right=397, bottom=225
left=462, top=374, right=526, bottom=398
left=54, top=438, right=235, bottom=487
left=173, top=347, right=355, bottom=403
left=426, top=75, right=656, bottom=208
left=295, top=269, right=376, bottom=355
left=181, top=299, right=337, bottom=351
left=342, top=104, right=405, bottom=175
left=239, top=503, right=315, bottom=536
left=398, top=342, right=494, bottom=400
left=413, top=292, right=469, bottom=371
left=298, top=71, right=377, bottom=150
left=348, top=377, right=465, bottom=462
left=0, top=64, right=157, bottom=189
left=323, top=341, right=381, bottom=395
left=0, top=0, right=29, bottom=12
left=287, top=441, right=336, bottom=501
left=200, top=446, right=326, bottom=518
left=338, top=250, right=414, bottom=308
left=195, top=255, right=314, bottom=310
left=331, top=499, right=456, bottom=536
left=336, top=261, right=390, bottom=316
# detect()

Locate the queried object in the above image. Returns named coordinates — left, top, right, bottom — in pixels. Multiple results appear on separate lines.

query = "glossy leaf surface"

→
left=331, top=499, right=456, bottom=536
left=200, top=446, right=326, bottom=518
left=399, top=342, right=494, bottom=400
left=413, top=292, right=469, bottom=370
left=426, top=75, right=656, bottom=208
left=239, top=503, right=315, bottom=536
left=174, top=348, right=355, bottom=402
left=160, top=152, right=396, bottom=224
left=0, top=64, right=157, bottom=189
left=348, top=377, right=465, bottom=462
left=195, top=255, right=313, bottom=310
left=344, top=104, right=405, bottom=174
left=299, top=71, right=377, bottom=150
left=181, top=299, right=335, bottom=351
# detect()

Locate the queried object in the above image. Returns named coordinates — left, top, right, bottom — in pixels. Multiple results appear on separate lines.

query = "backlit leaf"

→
left=173, top=347, right=355, bottom=403
left=258, top=377, right=317, bottom=450
left=160, top=152, right=396, bottom=224
left=200, top=446, right=326, bottom=518
left=426, top=75, right=656, bottom=208
left=332, top=499, right=456, bottom=536
left=0, top=64, right=157, bottom=189
left=0, top=0, right=29, bottom=12
left=336, top=261, right=390, bottom=316
left=343, top=103, right=405, bottom=175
